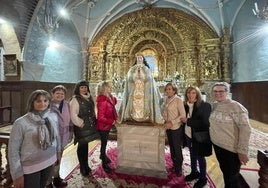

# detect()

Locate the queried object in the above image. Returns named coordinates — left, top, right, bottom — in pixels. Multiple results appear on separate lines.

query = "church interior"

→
left=0, top=0, right=268, bottom=187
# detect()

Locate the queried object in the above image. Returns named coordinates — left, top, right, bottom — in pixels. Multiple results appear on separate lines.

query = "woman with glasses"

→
left=209, top=82, right=251, bottom=188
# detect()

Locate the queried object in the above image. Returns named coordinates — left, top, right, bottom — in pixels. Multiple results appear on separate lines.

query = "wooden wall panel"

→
left=1, top=81, right=267, bottom=125
left=11, top=91, right=22, bottom=120
left=0, top=81, right=75, bottom=123
left=231, top=81, right=268, bottom=124
left=1, top=91, right=11, bottom=106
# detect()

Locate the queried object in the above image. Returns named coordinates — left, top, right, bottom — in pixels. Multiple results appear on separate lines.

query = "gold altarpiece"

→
left=84, top=7, right=231, bottom=177
left=85, top=7, right=231, bottom=95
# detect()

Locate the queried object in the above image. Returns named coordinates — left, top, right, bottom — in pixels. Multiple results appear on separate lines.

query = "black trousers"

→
left=24, top=165, right=52, bottom=188
left=77, top=142, right=89, bottom=171
left=213, top=144, right=242, bottom=188
left=99, top=130, right=110, bottom=163
left=166, top=126, right=184, bottom=169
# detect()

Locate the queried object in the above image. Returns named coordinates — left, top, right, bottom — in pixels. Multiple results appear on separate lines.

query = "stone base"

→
left=115, top=123, right=167, bottom=179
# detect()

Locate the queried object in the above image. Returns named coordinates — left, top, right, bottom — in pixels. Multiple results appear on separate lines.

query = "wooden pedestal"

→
left=116, top=123, right=167, bottom=179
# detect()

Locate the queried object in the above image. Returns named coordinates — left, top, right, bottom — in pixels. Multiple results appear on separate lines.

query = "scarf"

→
left=27, top=109, right=56, bottom=150
left=187, top=101, right=194, bottom=118
left=80, top=92, right=91, bottom=100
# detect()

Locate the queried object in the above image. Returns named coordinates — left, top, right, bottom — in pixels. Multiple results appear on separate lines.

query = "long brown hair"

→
left=184, top=86, right=203, bottom=107
left=26, top=90, right=51, bottom=112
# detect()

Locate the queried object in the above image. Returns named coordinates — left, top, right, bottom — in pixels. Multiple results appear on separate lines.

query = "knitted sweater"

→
left=8, top=111, right=61, bottom=180
left=209, top=99, right=251, bottom=155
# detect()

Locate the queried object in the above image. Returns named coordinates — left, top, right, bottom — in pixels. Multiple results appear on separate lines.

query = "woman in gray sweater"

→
left=8, top=90, right=61, bottom=188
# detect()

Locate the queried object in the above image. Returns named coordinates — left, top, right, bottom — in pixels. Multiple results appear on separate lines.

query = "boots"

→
left=45, top=183, right=53, bottom=188
left=174, top=166, right=182, bottom=177
left=78, top=156, right=91, bottom=177
left=99, top=154, right=111, bottom=163
left=193, top=177, right=207, bottom=188
left=53, top=177, right=68, bottom=187
left=102, top=162, right=112, bottom=173
left=185, top=171, right=200, bottom=181
left=173, top=158, right=182, bottom=177
left=80, top=164, right=92, bottom=177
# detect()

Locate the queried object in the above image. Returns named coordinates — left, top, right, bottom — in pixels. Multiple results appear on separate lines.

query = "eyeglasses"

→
left=213, top=90, right=226, bottom=93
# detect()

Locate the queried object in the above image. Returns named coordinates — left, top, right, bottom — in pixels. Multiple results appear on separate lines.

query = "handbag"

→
left=193, top=131, right=211, bottom=143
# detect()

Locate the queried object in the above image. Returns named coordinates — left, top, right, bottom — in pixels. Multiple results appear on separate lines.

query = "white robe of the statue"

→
left=118, top=64, right=164, bottom=124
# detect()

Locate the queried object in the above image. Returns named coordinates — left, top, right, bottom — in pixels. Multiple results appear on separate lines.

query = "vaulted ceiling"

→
left=0, top=0, right=39, bottom=49
left=0, top=0, right=245, bottom=50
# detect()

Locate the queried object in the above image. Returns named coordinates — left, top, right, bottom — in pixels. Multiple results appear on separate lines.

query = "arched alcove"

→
left=88, top=7, right=230, bottom=89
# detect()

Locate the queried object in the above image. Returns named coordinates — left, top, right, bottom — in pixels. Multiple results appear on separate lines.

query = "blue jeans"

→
left=186, top=135, right=207, bottom=179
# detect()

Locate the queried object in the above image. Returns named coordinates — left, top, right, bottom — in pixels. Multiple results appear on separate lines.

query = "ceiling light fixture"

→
left=252, top=1, right=268, bottom=20
left=37, top=0, right=60, bottom=35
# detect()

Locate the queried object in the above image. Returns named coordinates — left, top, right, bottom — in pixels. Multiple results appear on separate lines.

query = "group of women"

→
left=8, top=80, right=117, bottom=188
left=162, top=83, right=211, bottom=188
left=119, top=54, right=251, bottom=188
left=162, top=81, right=251, bottom=188
left=8, top=54, right=251, bottom=188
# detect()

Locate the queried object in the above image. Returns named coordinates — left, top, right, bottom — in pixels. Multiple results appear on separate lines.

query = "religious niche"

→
left=3, top=54, right=19, bottom=76
left=89, top=55, right=100, bottom=80
left=142, top=49, right=158, bottom=78
left=88, top=7, right=230, bottom=88
left=203, top=55, right=219, bottom=80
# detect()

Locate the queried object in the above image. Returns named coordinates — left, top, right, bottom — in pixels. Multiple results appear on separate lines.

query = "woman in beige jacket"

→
left=162, top=83, right=186, bottom=176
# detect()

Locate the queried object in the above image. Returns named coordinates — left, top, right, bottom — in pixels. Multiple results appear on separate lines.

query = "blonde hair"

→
left=96, top=81, right=110, bottom=96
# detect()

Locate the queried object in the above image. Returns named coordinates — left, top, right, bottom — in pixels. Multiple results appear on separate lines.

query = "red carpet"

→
left=65, top=141, right=216, bottom=188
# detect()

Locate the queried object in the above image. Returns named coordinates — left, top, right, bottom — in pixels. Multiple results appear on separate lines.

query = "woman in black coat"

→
left=181, top=86, right=212, bottom=188
left=69, top=80, right=100, bottom=177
